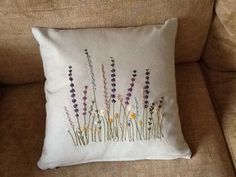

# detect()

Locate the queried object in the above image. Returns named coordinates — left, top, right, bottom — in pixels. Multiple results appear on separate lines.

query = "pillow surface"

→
left=32, top=18, right=191, bottom=170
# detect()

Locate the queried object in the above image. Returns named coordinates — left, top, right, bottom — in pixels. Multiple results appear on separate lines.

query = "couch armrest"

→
left=202, top=0, right=236, bottom=71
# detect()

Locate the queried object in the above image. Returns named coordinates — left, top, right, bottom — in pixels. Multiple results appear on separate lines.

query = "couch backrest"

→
left=203, top=0, right=236, bottom=71
left=0, top=0, right=214, bottom=84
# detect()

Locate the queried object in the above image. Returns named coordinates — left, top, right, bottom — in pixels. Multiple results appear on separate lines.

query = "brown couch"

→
left=0, top=0, right=235, bottom=176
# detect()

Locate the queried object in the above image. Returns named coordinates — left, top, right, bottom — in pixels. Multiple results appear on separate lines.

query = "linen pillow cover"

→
left=32, top=18, right=191, bottom=170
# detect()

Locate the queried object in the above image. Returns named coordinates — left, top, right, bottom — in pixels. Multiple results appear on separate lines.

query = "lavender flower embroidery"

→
left=122, top=70, right=137, bottom=141
left=84, top=49, right=103, bottom=142
left=68, top=66, right=80, bottom=129
left=65, top=50, right=166, bottom=146
left=84, top=49, right=96, bottom=92
left=102, top=64, right=109, bottom=112
left=64, top=106, right=77, bottom=145
left=143, top=69, right=150, bottom=108
left=82, top=86, right=89, bottom=143
left=148, top=102, right=155, bottom=140
left=82, top=86, right=88, bottom=116
left=110, top=57, right=117, bottom=140
left=110, top=57, right=116, bottom=104
left=125, top=70, right=137, bottom=105
left=68, top=66, right=86, bottom=145
left=143, top=69, right=150, bottom=140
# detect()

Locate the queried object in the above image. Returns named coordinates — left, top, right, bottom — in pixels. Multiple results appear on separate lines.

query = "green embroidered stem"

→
left=130, top=120, right=135, bottom=141
left=134, top=119, right=142, bottom=140
left=91, top=114, right=95, bottom=142
left=68, top=130, right=77, bottom=146
left=145, top=108, right=148, bottom=140
left=101, top=116, right=107, bottom=141
left=75, top=131, right=82, bottom=146
left=142, top=108, right=145, bottom=139
left=94, top=125, right=97, bottom=142
left=159, top=109, right=164, bottom=138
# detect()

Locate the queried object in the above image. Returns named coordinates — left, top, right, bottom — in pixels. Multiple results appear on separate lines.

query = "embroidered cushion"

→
left=32, top=18, right=191, bottom=170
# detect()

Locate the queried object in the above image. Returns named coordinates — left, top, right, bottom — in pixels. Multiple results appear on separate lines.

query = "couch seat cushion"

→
left=0, top=63, right=235, bottom=177
left=202, top=63, right=236, bottom=169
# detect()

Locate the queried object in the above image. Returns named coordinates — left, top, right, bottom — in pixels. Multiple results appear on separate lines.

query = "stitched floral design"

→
left=65, top=49, right=166, bottom=146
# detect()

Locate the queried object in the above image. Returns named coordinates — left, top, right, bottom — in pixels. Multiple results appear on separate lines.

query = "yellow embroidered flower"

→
left=138, top=120, right=143, bottom=126
left=130, top=112, right=136, bottom=120
left=80, top=127, right=86, bottom=132
left=108, top=117, right=113, bottom=123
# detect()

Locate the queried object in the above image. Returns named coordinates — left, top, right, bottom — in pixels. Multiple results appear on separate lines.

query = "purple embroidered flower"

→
left=158, top=96, right=164, bottom=109
left=110, top=57, right=116, bottom=103
left=64, top=106, right=75, bottom=129
left=82, top=86, right=88, bottom=116
left=149, top=102, right=155, bottom=115
left=68, top=66, right=79, bottom=119
left=148, top=102, right=155, bottom=130
left=125, top=70, right=137, bottom=105
left=84, top=49, right=96, bottom=92
left=102, top=64, right=109, bottom=111
left=127, top=121, right=131, bottom=127
left=143, top=69, right=150, bottom=108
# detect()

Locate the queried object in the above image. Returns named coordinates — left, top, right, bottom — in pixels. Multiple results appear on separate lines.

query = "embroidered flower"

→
left=68, top=66, right=80, bottom=124
left=108, top=117, right=114, bottom=123
left=102, top=64, right=109, bottom=111
left=99, top=110, right=106, bottom=117
left=143, top=69, right=150, bottom=108
left=125, top=70, right=137, bottom=105
left=127, top=105, right=135, bottom=112
left=84, top=49, right=96, bottom=92
left=82, top=86, right=88, bottom=116
left=64, top=106, right=74, bottom=129
left=158, top=96, right=164, bottom=109
left=110, top=57, right=116, bottom=103
left=130, top=112, right=136, bottom=120
left=66, top=54, right=166, bottom=146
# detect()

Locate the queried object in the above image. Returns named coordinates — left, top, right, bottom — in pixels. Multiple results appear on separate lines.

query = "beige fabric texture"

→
left=0, top=63, right=235, bottom=177
left=203, top=0, right=236, bottom=71
left=202, top=64, right=236, bottom=168
left=0, top=0, right=214, bottom=84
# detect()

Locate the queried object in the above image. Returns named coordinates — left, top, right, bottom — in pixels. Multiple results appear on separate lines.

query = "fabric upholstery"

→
left=0, top=63, right=234, bottom=177
left=203, top=0, right=236, bottom=71
left=0, top=0, right=214, bottom=84
left=202, top=63, right=236, bottom=168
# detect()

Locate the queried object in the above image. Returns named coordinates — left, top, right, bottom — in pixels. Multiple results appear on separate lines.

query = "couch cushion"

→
left=0, top=63, right=234, bottom=177
left=203, top=0, right=236, bottom=71
left=202, top=63, right=236, bottom=168
left=0, top=0, right=214, bottom=84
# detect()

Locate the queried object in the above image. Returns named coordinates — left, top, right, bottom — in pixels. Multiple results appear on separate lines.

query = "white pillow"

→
left=32, top=18, right=191, bottom=170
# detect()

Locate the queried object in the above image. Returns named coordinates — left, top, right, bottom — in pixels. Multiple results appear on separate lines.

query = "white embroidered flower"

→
left=99, top=109, right=106, bottom=117
left=127, top=105, right=135, bottom=112
left=153, top=106, right=158, bottom=113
